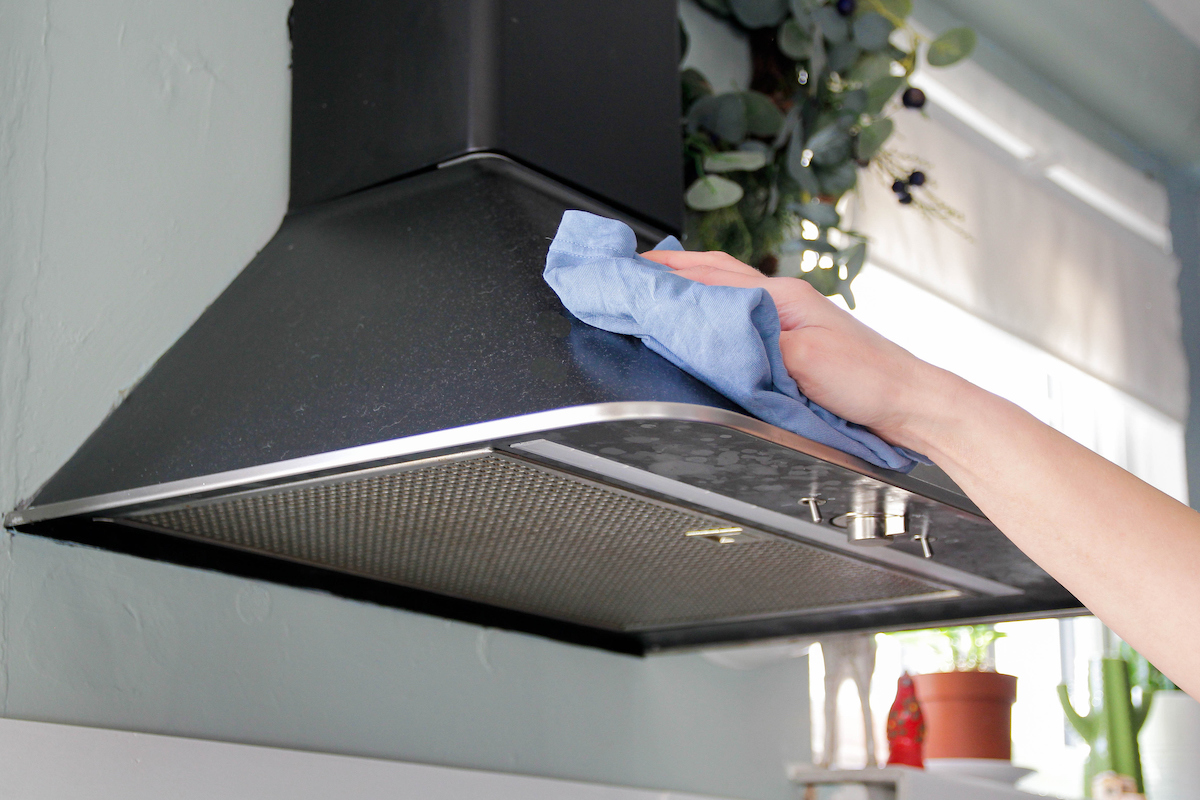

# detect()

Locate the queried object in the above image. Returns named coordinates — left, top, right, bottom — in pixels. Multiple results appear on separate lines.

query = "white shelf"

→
left=0, top=717, right=735, bottom=800
left=787, top=765, right=1066, bottom=800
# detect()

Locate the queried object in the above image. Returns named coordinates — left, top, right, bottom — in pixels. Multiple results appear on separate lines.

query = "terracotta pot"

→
left=912, top=671, right=1018, bottom=760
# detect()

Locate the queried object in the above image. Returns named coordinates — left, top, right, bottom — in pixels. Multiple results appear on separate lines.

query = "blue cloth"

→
left=543, top=210, right=926, bottom=472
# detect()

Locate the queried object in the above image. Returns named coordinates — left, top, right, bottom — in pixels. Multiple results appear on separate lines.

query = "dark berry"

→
left=908, top=170, right=926, bottom=186
left=897, top=192, right=914, bottom=205
left=892, top=180, right=908, bottom=194
left=902, top=87, right=926, bottom=109
left=835, top=0, right=856, bottom=16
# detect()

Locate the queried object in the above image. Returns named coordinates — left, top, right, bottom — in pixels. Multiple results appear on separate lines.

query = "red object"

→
left=886, top=672, right=925, bottom=768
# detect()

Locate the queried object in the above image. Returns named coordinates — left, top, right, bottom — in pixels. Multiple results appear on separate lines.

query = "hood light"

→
left=686, top=526, right=746, bottom=545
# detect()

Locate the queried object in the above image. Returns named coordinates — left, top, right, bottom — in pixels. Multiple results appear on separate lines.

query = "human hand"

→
left=640, top=249, right=959, bottom=453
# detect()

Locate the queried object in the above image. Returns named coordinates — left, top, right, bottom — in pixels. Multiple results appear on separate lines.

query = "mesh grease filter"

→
left=132, top=452, right=952, bottom=630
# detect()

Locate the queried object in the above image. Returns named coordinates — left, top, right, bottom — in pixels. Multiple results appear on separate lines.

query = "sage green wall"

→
left=0, top=2, right=809, bottom=798
left=0, top=533, right=808, bottom=798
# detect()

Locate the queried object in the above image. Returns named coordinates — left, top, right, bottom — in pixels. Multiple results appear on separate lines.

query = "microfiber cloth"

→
left=543, top=210, right=927, bottom=472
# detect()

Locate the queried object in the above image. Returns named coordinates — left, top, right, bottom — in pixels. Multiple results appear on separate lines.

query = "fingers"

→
left=670, top=264, right=770, bottom=290
left=639, top=249, right=839, bottom=332
left=640, top=249, right=763, bottom=278
left=673, top=266, right=832, bottom=333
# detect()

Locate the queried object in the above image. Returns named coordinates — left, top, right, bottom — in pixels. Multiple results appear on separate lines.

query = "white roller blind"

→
left=844, top=61, right=1186, bottom=420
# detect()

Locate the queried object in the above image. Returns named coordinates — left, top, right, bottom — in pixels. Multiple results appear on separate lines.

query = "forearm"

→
left=642, top=248, right=1200, bottom=693
left=896, top=365, right=1200, bottom=695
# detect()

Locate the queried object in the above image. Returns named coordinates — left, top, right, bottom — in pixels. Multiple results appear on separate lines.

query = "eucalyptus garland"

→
left=681, top=0, right=975, bottom=306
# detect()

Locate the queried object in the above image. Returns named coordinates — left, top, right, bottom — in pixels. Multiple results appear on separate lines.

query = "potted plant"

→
left=679, top=0, right=975, bottom=306
left=1113, top=643, right=1194, bottom=800
left=907, top=625, right=1019, bottom=761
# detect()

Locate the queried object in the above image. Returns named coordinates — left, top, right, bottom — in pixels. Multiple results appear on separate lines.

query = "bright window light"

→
left=1044, top=164, right=1173, bottom=252
left=842, top=265, right=1186, bottom=501
left=909, top=74, right=1037, bottom=161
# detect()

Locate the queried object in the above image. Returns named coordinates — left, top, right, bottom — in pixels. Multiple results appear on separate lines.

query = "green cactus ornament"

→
left=1058, top=658, right=1153, bottom=797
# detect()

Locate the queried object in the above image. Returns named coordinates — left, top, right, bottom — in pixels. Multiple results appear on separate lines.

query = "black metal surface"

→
left=35, top=158, right=737, bottom=506
left=637, top=591, right=1084, bottom=651
left=290, top=0, right=683, bottom=232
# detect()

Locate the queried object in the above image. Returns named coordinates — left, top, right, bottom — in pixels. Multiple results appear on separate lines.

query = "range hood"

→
left=4, top=0, right=1082, bottom=654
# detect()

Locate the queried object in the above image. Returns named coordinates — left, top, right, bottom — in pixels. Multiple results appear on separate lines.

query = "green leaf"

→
left=847, top=52, right=892, bottom=84
left=852, top=12, right=894, bottom=51
left=742, top=91, right=785, bottom=136
left=840, top=88, right=867, bottom=114
left=786, top=135, right=821, bottom=195
left=927, top=27, right=976, bottom=67
left=793, top=200, right=840, bottom=227
left=713, top=94, right=749, bottom=142
left=870, top=0, right=911, bottom=19
left=704, top=150, right=770, bottom=172
left=855, top=117, right=893, bottom=160
left=812, top=6, right=849, bottom=42
left=806, top=125, right=852, bottom=166
left=685, top=94, right=713, bottom=133
left=816, top=160, right=857, bottom=195
left=688, top=93, right=748, bottom=143
left=864, top=75, right=904, bottom=114
left=809, top=27, right=827, bottom=83
left=803, top=237, right=838, bottom=254
left=839, top=241, right=867, bottom=275
left=789, top=0, right=818, bottom=16
left=729, top=0, right=789, bottom=28
left=778, top=19, right=813, bottom=59
left=827, top=40, right=861, bottom=73
left=813, top=110, right=840, bottom=132
left=838, top=283, right=857, bottom=308
left=689, top=206, right=754, bottom=263
left=685, top=175, right=745, bottom=210
left=771, top=106, right=802, bottom=148
left=696, top=0, right=733, bottom=16
left=801, top=263, right=840, bottom=296
left=681, top=68, right=713, bottom=114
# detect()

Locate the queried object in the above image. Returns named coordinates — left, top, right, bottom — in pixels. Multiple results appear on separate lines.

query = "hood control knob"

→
left=798, top=496, right=826, bottom=524
left=838, top=512, right=907, bottom=545
left=832, top=485, right=909, bottom=546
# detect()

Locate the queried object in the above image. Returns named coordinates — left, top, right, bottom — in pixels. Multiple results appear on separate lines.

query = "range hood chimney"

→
left=6, top=0, right=1082, bottom=654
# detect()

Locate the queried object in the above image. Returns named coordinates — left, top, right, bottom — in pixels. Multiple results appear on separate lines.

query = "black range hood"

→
left=5, top=0, right=1082, bottom=654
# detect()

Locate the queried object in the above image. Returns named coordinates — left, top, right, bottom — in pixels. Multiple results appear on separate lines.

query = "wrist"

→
left=884, top=360, right=977, bottom=460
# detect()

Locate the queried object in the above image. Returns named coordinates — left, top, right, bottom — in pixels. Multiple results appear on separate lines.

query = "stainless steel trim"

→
left=124, top=449, right=495, bottom=519
left=622, top=589, right=963, bottom=633
left=6, top=402, right=977, bottom=527
left=509, top=438, right=1020, bottom=597
left=436, top=153, right=668, bottom=243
